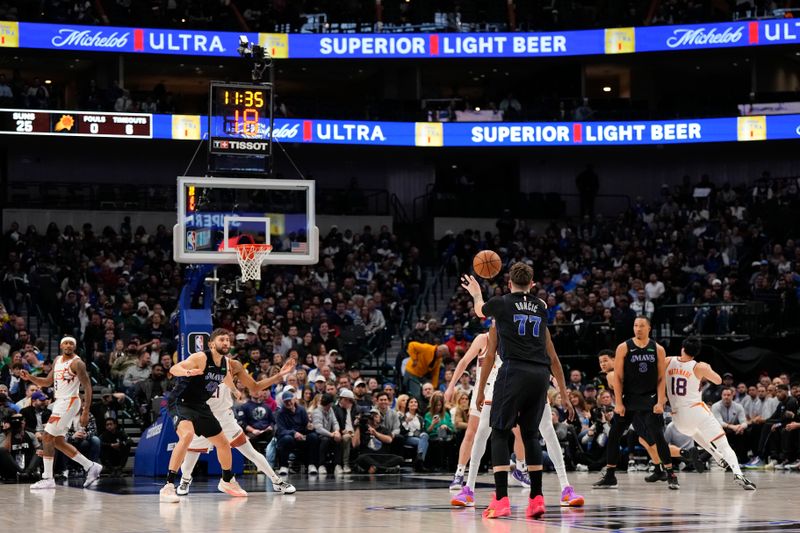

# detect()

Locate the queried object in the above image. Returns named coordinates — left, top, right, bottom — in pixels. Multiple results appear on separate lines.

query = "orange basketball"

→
left=473, top=250, right=502, bottom=279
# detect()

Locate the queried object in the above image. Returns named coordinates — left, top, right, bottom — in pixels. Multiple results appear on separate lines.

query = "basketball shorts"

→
left=168, top=399, right=223, bottom=438
left=611, top=409, right=659, bottom=446
left=672, top=403, right=724, bottom=443
left=489, top=361, right=550, bottom=431
left=189, top=409, right=243, bottom=452
left=469, top=375, right=495, bottom=418
left=44, top=397, right=81, bottom=437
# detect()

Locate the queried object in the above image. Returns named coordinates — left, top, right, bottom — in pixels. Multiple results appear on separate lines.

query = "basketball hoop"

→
left=235, top=244, right=272, bottom=282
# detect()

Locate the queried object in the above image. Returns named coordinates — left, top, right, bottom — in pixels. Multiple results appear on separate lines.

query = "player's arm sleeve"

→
left=480, top=296, right=504, bottom=319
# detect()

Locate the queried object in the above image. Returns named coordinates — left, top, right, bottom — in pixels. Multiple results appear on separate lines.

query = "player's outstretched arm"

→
left=249, top=359, right=296, bottom=392
left=19, top=367, right=54, bottom=388
left=545, top=327, right=574, bottom=421
left=655, top=344, right=667, bottom=414
left=169, top=352, right=206, bottom=377
left=73, top=358, right=93, bottom=427
left=445, top=333, right=486, bottom=403
left=475, top=325, right=497, bottom=411
left=613, top=342, right=626, bottom=415
left=461, top=275, right=486, bottom=318
left=694, top=362, right=721, bottom=385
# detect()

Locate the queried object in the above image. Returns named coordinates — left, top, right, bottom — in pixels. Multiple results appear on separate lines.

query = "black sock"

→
left=606, top=466, right=616, bottom=475
left=494, top=470, right=509, bottom=499
left=222, top=469, right=233, bottom=482
left=167, top=470, right=177, bottom=484
left=529, top=470, right=543, bottom=498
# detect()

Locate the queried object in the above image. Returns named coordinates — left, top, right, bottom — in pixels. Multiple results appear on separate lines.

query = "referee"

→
left=462, top=262, right=573, bottom=519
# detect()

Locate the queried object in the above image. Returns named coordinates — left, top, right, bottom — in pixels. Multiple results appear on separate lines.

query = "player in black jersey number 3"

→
left=462, top=262, right=573, bottom=519
left=160, top=328, right=247, bottom=502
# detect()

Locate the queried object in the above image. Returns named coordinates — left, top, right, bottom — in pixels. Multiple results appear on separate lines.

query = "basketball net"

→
left=235, top=244, right=272, bottom=282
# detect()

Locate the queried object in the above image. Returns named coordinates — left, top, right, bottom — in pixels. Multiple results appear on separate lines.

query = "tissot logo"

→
left=51, top=29, right=129, bottom=48
left=214, top=140, right=268, bottom=151
left=666, top=26, right=743, bottom=48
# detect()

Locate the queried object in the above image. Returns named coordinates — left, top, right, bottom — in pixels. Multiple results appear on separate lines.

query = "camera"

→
left=237, top=35, right=272, bottom=82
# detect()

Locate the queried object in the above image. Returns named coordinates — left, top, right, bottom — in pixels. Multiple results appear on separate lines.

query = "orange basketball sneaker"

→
left=482, top=493, right=511, bottom=519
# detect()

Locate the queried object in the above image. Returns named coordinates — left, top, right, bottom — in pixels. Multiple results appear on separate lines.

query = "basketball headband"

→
left=60, top=336, right=77, bottom=346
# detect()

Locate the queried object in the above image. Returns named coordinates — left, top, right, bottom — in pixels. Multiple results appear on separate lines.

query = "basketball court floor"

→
left=2, top=471, right=798, bottom=532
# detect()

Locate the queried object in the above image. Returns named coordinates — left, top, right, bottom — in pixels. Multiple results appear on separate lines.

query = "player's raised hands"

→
left=279, top=358, right=297, bottom=376
left=460, top=274, right=482, bottom=298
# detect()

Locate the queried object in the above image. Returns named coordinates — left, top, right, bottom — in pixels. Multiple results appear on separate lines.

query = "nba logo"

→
left=194, top=335, right=204, bottom=352
left=187, top=231, right=197, bottom=251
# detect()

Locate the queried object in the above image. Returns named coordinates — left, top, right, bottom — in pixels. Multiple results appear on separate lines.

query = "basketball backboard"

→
left=173, top=176, right=318, bottom=265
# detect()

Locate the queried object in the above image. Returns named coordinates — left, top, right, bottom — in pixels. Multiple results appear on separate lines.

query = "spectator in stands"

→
left=333, top=389, right=357, bottom=473
left=746, top=384, right=798, bottom=468
left=134, top=363, right=167, bottom=427
left=0, top=74, right=13, bottom=107
left=499, top=93, right=522, bottom=120
left=313, top=393, right=343, bottom=476
left=91, top=389, right=126, bottom=425
left=122, top=351, right=151, bottom=396
left=240, top=388, right=276, bottom=449
left=713, top=387, right=748, bottom=463
left=65, top=413, right=101, bottom=474
left=403, top=342, right=446, bottom=399
left=0, top=384, right=19, bottom=416
left=25, top=78, right=49, bottom=109
left=99, top=418, right=131, bottom=476
left=276, top=390, right=320, bottom=477
left=568, top=370, right=584, bottom=392
left=20, top=390, right=50, bottom=438
left=15, top=382, right=39, bottom=411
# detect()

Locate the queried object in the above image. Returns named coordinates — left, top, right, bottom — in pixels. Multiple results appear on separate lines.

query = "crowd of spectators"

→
left=0, top=0, right=765, bottom=33
left=1, top=170, right=800, bottom=481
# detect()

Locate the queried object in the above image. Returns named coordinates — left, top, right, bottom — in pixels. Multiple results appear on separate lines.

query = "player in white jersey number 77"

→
left=176, top=357, right=298, bottom=496
left=666, top=338, right=755, bottom=490
left=21, top=337, right=104, bottom=490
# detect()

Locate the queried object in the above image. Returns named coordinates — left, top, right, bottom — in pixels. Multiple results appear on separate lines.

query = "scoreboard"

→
left=208, top=81, right=272, bottom=157
left=0, top=109, right=152, bottom=138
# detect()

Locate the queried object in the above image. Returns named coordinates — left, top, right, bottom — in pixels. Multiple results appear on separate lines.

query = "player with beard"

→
left=160, top=328, right=246, bottom=503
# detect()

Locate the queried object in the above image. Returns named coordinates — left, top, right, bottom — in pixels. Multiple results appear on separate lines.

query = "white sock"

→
left=711, top=438, right=743, bottom=476
left=539, top=404, right=569, bottom=490
left=237, top=440, right=282, bottom=484
left=180, top=451, right=201, bottom=480
left=693, top=433, right=726, bottom=466
left=466, top=408, right=492, bottom=490
left=72, top=452, right=93, bottom=470
left=43, top=456, right=54, bottom=479
left=516, top=459, right=526, bottom=471
left=455, top=464, right=466, bottom=477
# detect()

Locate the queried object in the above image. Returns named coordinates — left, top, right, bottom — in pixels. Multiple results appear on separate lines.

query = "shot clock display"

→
left=208, top=81, right=272, bottom=157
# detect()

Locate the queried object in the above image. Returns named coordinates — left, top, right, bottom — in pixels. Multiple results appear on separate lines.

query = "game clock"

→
left=208, top=81, right=272, bottom=157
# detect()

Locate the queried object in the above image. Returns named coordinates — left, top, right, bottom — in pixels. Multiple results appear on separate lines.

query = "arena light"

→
left=602, top=86, right=611, bottom=93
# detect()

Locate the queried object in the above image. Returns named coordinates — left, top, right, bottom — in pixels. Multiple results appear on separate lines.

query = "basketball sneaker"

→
left=450, top=485, right=475, bottom=507
left=644, top=464, right=668, bottom=482
left=30, top=478, right=56, bottom=490
left=667, top=470, right=680, bottom=490
left=218, top=477, right=248, bottom=497
left=526, top=495, right=546, bottom=519
left=83, top=462, right=103, bottom=488
left=592, top=467, right=618, bottom=489
left=272, top=479, right=296, bottom=494
left=482, top=493, right=511, bottom=519
left=734, top=474, right=756, bottom=491
left=743, top=457, right=764, bottom=469
left=176, top=476, right=193, bottom=496
left=449, top=473, right=465, bottom=491
left=560, top=485, right=585, bottom=507
left=278, top=466, right=289, bottom=476
left=509, top=468, right=531, bottom=487
left=159, top=483, right=180, bottom=503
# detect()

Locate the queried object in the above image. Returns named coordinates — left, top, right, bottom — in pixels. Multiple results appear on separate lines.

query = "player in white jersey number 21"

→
left=177, top=357, right=298, bottom=496
left=666, top=338, right=755, bottom=490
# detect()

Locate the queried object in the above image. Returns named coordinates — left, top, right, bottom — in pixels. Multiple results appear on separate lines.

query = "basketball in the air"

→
left=473, top=250, right=502, bottom=279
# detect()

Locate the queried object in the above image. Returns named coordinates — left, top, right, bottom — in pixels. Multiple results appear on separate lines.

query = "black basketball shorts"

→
left=168, top=399, right=223, bottom=438
left=489, top=360, right=550, bottom=431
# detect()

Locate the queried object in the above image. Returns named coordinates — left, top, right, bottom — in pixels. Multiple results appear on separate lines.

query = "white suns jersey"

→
left=53, top=355, right=81, bottom=399
left=207, top=382, right=234, bottom=415
left=476, top=349, right=501, bottom=389
left=666, top=357, right=703, bottom=411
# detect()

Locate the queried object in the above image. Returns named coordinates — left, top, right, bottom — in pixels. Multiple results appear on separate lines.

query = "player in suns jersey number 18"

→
left=666, top=338, right=756, bottom=490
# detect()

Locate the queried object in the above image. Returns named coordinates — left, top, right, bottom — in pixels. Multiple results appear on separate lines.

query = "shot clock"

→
left=208, top=81, right=273, bottom=157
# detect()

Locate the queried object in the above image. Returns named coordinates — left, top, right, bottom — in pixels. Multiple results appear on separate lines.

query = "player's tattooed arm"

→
left=73, top=358, right=93, bottom=427
left=20, top=367, right=54, bottom=387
